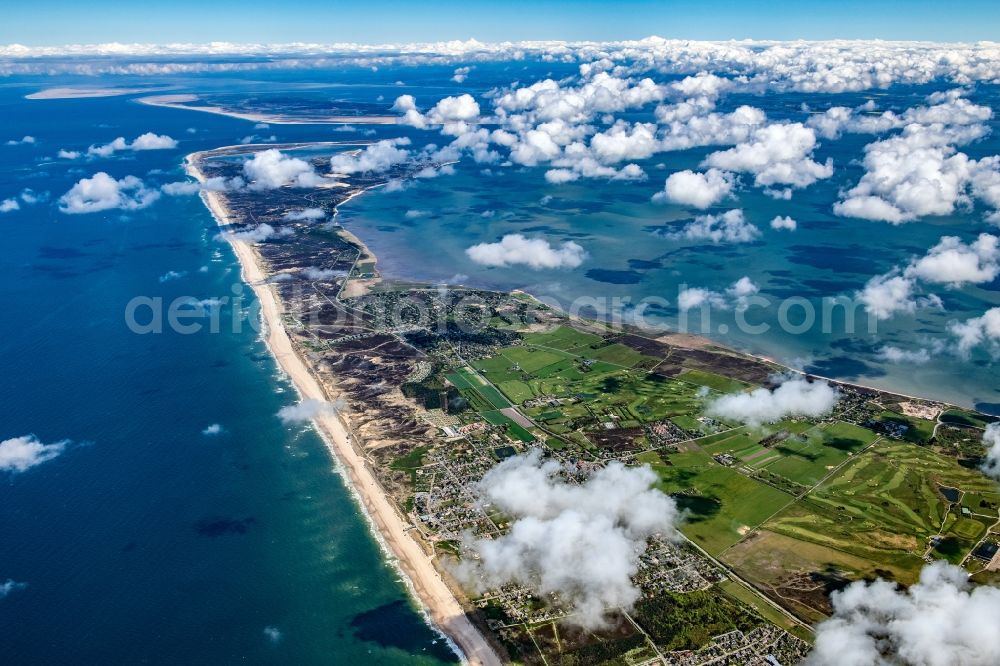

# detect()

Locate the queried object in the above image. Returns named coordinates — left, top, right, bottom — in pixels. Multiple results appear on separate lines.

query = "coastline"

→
left=26, top=86, right=170, bottom=99
left=184, top=153, right=502, bottom=666
left=183, top=142, right=980, bottom=666
left=512, top=289, right=950, bottom=408
left=143, top=95, right=398, bottom=125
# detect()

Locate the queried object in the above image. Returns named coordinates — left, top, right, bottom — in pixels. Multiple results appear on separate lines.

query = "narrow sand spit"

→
left=26, top=86, right=166, bottom=99
left=144, top=95, right=398, bottom=125
left=185, top=153, right=501, bottom=666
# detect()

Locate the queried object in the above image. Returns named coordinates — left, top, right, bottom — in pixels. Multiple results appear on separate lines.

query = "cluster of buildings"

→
left=635, top=536, right=726, bottom=594
left=662, top=627, right=808, bottom=666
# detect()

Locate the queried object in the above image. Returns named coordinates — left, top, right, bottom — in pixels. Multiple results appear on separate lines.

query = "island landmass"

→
left=187, top=143, right=1000, bottom=666
left=146, top=94, right=399, bottom=124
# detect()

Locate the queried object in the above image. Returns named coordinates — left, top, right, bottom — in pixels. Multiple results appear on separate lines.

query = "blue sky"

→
left=3, top=0, right=999, bottom=45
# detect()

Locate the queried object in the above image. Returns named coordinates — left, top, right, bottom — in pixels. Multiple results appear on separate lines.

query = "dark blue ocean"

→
left=1, top=61, right=999, bottom=664
left=0, top=77, right=457, bottom=664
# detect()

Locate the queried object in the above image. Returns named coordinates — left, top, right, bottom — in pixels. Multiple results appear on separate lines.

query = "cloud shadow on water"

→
left=349, top=600, right=459, bottom=662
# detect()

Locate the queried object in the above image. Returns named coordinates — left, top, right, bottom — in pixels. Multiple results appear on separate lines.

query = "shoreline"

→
left=184, top=152, right=502, bottom=666
left=25, top=85, right=172, bottom=100
left=508, top=290, right=963, bottom=409
left=184, top=142, right=985, bottom=665
left=142, top=94, right=398, bottom=125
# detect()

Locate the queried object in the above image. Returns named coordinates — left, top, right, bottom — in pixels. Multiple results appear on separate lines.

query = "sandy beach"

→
left=144, top=95, right=398, bottom=125
left=26, top=86, right=168, bottom=99
left=185, top=153, right=501, bottom=666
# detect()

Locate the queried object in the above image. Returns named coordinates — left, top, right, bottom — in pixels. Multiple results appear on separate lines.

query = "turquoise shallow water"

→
left=1, top=61, right=999, bottom=664
left=0, top=79, right=456, bottom=664
left=333, top=84, right=1000, bottom=411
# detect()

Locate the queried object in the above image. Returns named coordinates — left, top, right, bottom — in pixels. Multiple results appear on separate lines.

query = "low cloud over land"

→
left=982, top=422, right=1000, bottom=480
left=276, top=399, right=338, bottom=424
left=707, top=376, right=839, bottom=426
left=243, top=149, right=323, bottom=190
left=807, top=562, right=1000, bottom=666
left=456, top=450, right=678, bottom=629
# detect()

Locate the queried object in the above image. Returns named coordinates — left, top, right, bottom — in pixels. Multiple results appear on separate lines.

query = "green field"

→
left=522, top=325, right=605, bottom=351
left=700, top=430, right=759, bottom=452
left=655, top=450, right=793, bottom=555
left=716, top=579, right=812, bottom=641
left=585, top=342, right=651, bottom=368
left=445, top=369, right=475, bottom=390
left=632, top=588, right=761, bottom=651
left=530, top=358, right=586, bottom=381
left=962, top=490, right=1000, bottom=515
left=688, top=421, right=1000, bottom=619
left=446, top=367, right=512, bottom=410
left=761, top=421, right=878, bottom=486
left=874, top=410, right=937, bottom=444
left=480, top=410, right=536, bottom=442
left=472, top=355, right=524, bottom=383
left=951, top=517, right=987, bottom=540
left=671, top=414, right=705, bottom=432
left=441, top=323, right=1000, bottom=631
left=699, top=421, right=878, bottom=487
left=497, top=379, right=535, bottom=404
left=762, top=440, right=997, bottom=575
left=940, top=408, right=997, bottom=429
left=499, top=346, right=570, bottom=373
left=722, top=529, right=914, bottom=621
left=474, top=344, right=709, bottom=435
left=390, top=445, right=429, bottom=487
left=678, top=368, right=750, bottom=393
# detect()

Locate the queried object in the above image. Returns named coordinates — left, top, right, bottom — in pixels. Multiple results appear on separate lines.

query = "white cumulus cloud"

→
left=0, top=435, right=69, bottom=474
left=834, top=94, right=996, bottom=224
left=857, top=233, right=999, bottom=321
left=277, top=399, right=338, bottom=424
left=456, top=450, right=679, bottom=629
left=58, top=172, right=160, bottom=214
left=466, top=234, right=587, bottom=269
left=704, top=122, right=833, bottom=190
left=950, top=307, right=1000, bottom=357
left=983, top=423, right=1000, bottom=480
left=160, top=180, right=200, bottom=196
left=399, top=94, right=481, bottom=135
left=659, top=168, right=735, bottom=209
left=0, top=579, right=28, bottom=598
left=87, top=132, right=177, bottom=157
left=243, top=149, right=323, bottom=190
left=283, top=207, right=325, bottom=221
left=229, top=223, right=292, bottom=243
left=770, top=215, right=797, bottom=231
left=329, top=139, right=411, bottom=174
left=857, top=274, right=923, bottom=321
left=677, top=287, right=725, bottom=311
left=678, top=276, right=758, bottom=311
left=877, top=346, right=932, bottom=365
left=667, top=209, right=760, bottom=244
left=707, top=377, right=839, bottom=426
left=904, top=234, right=999, bottom=287
left=301, top=267, right=346, bottom=280
left=806, top=561, right=1000, bottom=666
